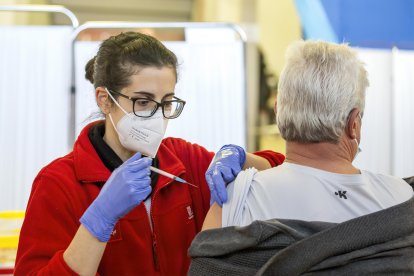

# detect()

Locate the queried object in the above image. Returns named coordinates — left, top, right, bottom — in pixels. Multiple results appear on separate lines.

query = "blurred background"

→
left=1, top=0, right=414, bottom=269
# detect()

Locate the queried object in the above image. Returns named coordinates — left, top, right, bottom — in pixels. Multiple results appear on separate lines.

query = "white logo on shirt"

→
left=186, top=206, right=194, bottom=219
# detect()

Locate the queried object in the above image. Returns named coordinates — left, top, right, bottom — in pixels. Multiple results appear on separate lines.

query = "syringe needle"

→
left=149, top=166, right=198, bottom=188
left=173, top=176, right=198, bottom=188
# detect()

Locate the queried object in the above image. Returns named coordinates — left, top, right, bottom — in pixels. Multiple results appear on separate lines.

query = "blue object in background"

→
left=294, top=0, right=414, bottom=49
left=320, top=0, right=414, bottom=49
left=294, top=0, right=338, bottom=43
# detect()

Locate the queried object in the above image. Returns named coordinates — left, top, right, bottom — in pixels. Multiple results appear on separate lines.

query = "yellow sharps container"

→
left=0, top=211, right=24, bottom=275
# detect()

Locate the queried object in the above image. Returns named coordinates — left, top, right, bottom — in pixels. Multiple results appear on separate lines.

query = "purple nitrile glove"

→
left=205, top=144, right=246, bottom=207
left=80, top=152, right=152, bottom=242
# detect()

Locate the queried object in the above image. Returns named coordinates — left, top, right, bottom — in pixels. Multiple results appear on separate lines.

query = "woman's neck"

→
left=103, top=121, right=134, bottom=162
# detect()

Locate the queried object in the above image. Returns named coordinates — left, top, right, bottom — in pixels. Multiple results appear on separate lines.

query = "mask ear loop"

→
left=104, top=87, right=131, bottom=136
left=354, top=114, right=363, bottom=159
left=104, top=87, right=132, bottom=117
left=346, top=110, right=362, bottom=160
left=353, top=138, right=363, bottom=161
left=108, top=113, right=118, bottom=133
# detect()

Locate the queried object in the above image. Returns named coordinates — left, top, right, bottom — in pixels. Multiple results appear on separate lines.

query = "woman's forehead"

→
left=123, top=66, right=176, bottom=97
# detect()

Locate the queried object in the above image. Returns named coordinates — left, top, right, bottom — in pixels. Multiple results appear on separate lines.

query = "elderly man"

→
left=189, top=41, right=414, bottom=275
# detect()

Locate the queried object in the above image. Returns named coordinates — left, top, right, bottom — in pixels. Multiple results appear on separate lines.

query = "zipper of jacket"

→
left=86, top=176, right=161, bottom=270
left=148, top=173, right=184, bottom=271
left=85, top=178, right=160, bottom=270
left=152, top=232, right=158, bottom=270
left=150, top=190, right=160, bottom=271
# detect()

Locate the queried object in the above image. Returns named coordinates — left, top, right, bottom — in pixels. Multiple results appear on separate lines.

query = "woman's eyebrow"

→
left=132, top=91, right=176, bottom=101
left=132, top=92, right=175, bottom=99
left=132, top=91, right=154, bottom=98
left=162, top=93, right=175, bottom=100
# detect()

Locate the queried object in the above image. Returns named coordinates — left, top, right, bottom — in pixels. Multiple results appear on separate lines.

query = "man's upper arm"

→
left=201, top=203, right=222, bottom=231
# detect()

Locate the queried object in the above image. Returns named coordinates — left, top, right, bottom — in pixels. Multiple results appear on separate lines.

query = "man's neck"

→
left=285, top=140, right=360, bottom=174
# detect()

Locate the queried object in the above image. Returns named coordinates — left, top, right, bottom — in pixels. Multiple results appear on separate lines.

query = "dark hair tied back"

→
left=84, top=32, right=178, bottom=93
left=85, top=56, right=96, bottom=84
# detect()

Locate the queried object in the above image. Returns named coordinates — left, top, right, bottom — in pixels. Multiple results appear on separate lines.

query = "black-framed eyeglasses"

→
left=108, top=89, right=186, bottom=119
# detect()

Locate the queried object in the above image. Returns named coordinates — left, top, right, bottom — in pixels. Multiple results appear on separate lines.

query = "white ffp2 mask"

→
left=106, top=88, right=168, bottom=158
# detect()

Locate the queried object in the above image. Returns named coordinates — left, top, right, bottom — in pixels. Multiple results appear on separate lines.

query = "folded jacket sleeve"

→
left=252, top=150, right=285, bottom=167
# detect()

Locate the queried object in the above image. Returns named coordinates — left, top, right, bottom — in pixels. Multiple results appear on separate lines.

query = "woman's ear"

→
left=96, top=87, right=111, bottom=114
left=345, top=108, right=360, bottom=140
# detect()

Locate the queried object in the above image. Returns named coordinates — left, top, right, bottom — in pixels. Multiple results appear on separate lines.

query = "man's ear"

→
left=345, top=108, right=360, bottom=139
left=96, top=87, right=111, bottom=114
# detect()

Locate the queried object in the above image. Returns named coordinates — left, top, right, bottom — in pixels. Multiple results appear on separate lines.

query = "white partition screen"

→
left=74, top=26, right=246, bottom=153
left=354, top=48, right=414, bottom=178
left=353, top=49, right=393, bottom=175
left=392, top=49, right=414, bottom=178
left=0, top=26, right=72, bottom=211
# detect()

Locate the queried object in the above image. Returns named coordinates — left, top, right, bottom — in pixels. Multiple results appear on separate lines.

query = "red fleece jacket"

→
left=14, top=122, right=284, bottom=276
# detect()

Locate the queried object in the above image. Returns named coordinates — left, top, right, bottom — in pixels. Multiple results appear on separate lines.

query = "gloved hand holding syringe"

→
left=80, top=152, right=197, bottom=242
left=149, top=166, right=198, bottom=188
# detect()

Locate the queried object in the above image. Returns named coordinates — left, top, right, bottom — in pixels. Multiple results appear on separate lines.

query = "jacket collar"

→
left=73, top=121, right=186, bottom=187
left=73, top=121, right=111, bottom=183
left=155, top=141, right=188, bottom=191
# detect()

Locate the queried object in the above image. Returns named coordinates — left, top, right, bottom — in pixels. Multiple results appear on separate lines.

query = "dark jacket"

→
left=189, top=184, right=414, bottom=275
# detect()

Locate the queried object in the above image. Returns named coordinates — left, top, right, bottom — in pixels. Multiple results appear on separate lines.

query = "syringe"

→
left=149, top=166, right=198, bottom=188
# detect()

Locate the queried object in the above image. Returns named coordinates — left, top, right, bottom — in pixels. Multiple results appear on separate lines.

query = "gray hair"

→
left=276, top=40, right=369, bottom=143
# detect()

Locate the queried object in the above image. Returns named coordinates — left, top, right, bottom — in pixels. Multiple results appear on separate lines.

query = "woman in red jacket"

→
left=14, top=31, right=284, bottom=275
